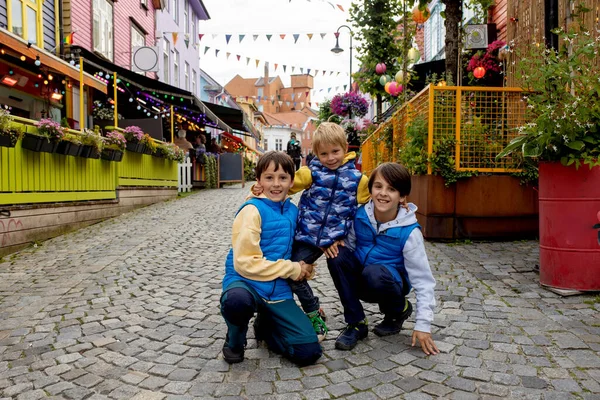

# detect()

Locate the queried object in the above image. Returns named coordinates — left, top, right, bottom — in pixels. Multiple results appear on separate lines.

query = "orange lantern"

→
left=473, top=66, right=486, bottom=79
left=412, top=6, right=431, bottom=25
left=384, top=82, right=392, bottom=94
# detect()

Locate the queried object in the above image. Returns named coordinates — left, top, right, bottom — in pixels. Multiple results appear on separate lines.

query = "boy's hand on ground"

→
left=322, top=240, right=344, bottom=258
left=251, top=183, right=263, bottom=196
left=412, top=331, right=440, bottom=356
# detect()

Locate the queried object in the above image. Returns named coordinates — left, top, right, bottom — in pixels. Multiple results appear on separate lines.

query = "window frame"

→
left=92, top=0, right=114, bottom=61
left=184, top=0, right=190, bottom=36
left=171, top=0, right=179, bottom=24
left=192, top=69, right=197, bottom=96
left=184, top=62, right=190, bottom=91
left=173, top=49, right=180, bottom=87
left=275, top=138, right=283, bottom=151
left=163, top=38, right=170, bottom=84
left=7, top=0, right=43, bottom=46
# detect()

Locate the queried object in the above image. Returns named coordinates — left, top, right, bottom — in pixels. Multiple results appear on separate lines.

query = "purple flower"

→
left=331, top=92, right=369, bottom=118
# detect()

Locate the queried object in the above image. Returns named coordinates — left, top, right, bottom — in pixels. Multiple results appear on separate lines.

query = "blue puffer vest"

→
left=354, top=206, right=420, bottom=289
left=296, top=157, right=362, bottom=247
left=222, top=197, right=297, bottom=301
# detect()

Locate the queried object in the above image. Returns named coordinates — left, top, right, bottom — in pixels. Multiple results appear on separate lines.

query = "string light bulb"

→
left=20, top=55, right=26, bottom=61
left=34, top=56, right=41, bottom=67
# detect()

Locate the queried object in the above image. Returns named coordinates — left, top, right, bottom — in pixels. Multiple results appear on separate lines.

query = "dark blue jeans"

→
left=327, top=246, right=407, bottom=324
left=287, top=241, right=323, bottom=313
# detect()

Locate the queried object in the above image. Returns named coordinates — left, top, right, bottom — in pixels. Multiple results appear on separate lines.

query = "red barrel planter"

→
left=539, top=162, right=600, bottom=291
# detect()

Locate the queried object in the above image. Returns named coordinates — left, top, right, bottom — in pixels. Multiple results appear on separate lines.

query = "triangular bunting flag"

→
left=283, top=65, right=287, bottom=73
left=266, top=34, right=272, bottom=41
left=204, top=46, right=210, bottom=55
left=239, top=34, right=245, bottom=43
left=286, top=101, right=290, bottom=107
left=301, top=102, right=304, bottom=108
left=215, top=49, right=220, bottom=56
left=330, top=71, right=334, bottom=75
left=274, top=63, right=278, bottom=71
left=320, top=33, right=327, bottom=39
left=271, top=95, right=275, bottom=100
left=198, top=34, right=204, bottom=41
left=337, top=4, right=344, bottom=11
left=271, top=100, right=275, bottom=105
left=307, top=33, right=313, bottom=40
left=315, top=70, right=319, bottom=75
left=337, top=72, right=340, bottom=76
left=278, top=101, right=283, bottom=106
left=300, top=68, right=304, bottom=73
left=307, top=68, right=311, bottom=75
left=280, top=34, right=286, bottom=40
left=226, top=52, right=231, bottom=59
left=309, top=102, right=312, bottom=107
left=172, top=32, right=179, bottom=45
left=291, top=93, right=295, bottom=100
left=257, top=96, right=261, bottom=102
left=328, top=88, right=332, bottom=93
left=322, top=70, right=326, bottom=76
left=305, top=91, right=309, bottom=97
left=253, top=35, right=259, bottom=41
left=246, top=57, right=250, bottom=65
left=277, top=95, right=281, bottom=100
left=292, top=66, right=295, bottom=73
left=255, top=59, right=260, bottom=68
left=184, top=37, right=190, bottom=48
left=293, top=34, right=300, bottom=44
left=236, top=55, right=241, bottom=61
left=344, top=85, right=347, bottom=91
left=225, top=34, right=232, bottom=44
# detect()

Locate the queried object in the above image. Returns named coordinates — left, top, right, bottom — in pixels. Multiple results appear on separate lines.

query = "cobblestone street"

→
left=1, top=186, right=599, bottom=400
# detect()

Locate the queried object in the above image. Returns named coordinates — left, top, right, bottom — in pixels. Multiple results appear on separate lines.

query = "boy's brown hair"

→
left=255, top=151, right=296, bottom=179
left=368, top=162, right=412, bottom=197
left=312, top=122, right=348, bottom=154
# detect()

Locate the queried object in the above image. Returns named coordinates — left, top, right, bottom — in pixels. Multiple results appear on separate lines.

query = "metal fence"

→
left=361, top=85, right=527, bottom=175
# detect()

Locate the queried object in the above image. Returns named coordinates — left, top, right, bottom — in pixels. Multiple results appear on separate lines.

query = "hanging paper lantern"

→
left=395, top=70, right=410, bottom=84
left=379, top=74, right=391, bottom=86
left=412, top=6, right=430, bottom=24
left=407, top=48, right=421, bottom=64
left=473, top=66, right=486, bottom=79
left=384, top=82, right=392, bottom=94
left=375, top=63, right=387, bottom=75
left=389, top=82, right=399, bottom=96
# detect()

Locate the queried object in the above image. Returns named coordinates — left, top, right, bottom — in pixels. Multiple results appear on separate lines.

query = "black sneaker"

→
left=222, top=345, right=244, bottom=364
left=335, top=320, right=368, bottom=350
left=253, top=313, right=265, bottom=343
left=374, top=300, right=413, bottom=337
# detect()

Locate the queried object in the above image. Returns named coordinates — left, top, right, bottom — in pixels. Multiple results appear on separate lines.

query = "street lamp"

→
left=331, top=25, right=352, bottom=91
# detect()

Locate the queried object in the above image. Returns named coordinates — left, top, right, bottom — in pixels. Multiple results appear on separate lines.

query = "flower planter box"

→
left=113, top=150, right=123, bottom=162
left=80, top=145, right=101, bottom=159
left=538, top=162, right=600, bottom=291
left=56, top=141, right=83, bottom=157
left=126, top=142, right=144, bottom=153
left=0, top=133, right=18, bottom=148
left=101, top=149, right=116, bottom=161
left=21, top=133, right=58, bottom=153
left=143, top=146, right=153, bottom=155
left=408, top=175, right=539, bottom=240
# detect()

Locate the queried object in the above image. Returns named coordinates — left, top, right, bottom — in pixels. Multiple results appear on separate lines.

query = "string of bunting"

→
left=201, top=47, right=349, bottom=77
left=228, top=83, right=348, bottom=109
left=193, top=31, right=341, bottom=45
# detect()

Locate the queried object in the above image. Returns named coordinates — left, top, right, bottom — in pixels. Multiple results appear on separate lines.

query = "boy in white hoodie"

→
left=326, top=162, right=439, bottom=355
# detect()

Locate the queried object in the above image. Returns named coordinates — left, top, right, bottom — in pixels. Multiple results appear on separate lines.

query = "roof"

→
left=254, top=77, right=278, bottom=86
left=263, top=109, right=316, bottom=129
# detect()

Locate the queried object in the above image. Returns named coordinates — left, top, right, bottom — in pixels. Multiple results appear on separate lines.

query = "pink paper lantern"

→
left=375, top=63, right=387, bottom=75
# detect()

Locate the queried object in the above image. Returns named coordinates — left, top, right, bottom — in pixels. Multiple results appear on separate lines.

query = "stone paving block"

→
left=15, top=389, right=47, bottom=400
left=2, top=383, right=33, bottom=397
left=325, top=382, right=355, bottom=397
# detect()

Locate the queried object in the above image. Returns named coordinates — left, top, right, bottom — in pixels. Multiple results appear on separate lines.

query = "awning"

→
left=202, top=102, right=250, bottom=133
left=70, top=45, right=235, bottom=132
left=1, top=30, right=107, bottom=93
left=221, top=131, right=262, bottom=155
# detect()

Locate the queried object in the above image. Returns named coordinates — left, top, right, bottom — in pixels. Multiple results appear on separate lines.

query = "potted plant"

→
left=0, top=109, right=23, bottom=148
left=123, top=125, right=145, bottom=153
left=56, top=133, right=83, bottom=157
left=22, top=118, right=65, bottom=153
left=330, top=92, right=369, bottom=118
left=498, top=7, right=600, bottom=291
left=101, top=130, right=126, bottom=162
left=80, top=129, right=104, bottom=159
left=141, top=133, right=157, bottom=155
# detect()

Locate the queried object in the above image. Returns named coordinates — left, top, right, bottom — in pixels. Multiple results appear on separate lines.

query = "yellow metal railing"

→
left=361, top=85, right=527, bottom=175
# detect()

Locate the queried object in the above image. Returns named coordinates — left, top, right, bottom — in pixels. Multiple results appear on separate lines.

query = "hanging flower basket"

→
left=100, top=148, right=123, bottom=162
left=55, top=140, right=83, bottom=157
left=21, top=133, right=59, bottom=153
left=330, top=92, right=369, bottom=118
left=80, top=145, right=101, bottom=159
left=126, top=142, right=145, bottom=153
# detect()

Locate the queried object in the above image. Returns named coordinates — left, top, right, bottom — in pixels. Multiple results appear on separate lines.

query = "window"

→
left=93, top=0, right=114, bottom=61
left=192, top=18, right=196, bottom=45
left=184, top=0, right=190, bottom=36
left=263, top=138, right=268, bottom=151
left=192, top=69, right=197, bottom=96
left=171, top=0, right=179, bottom=24
left=275, top=138, right=282, bottom=151
left=131, top=24, right=145, bottom=72
left=257, top=88, right=263, bottom=97
left=163, top=39, right=170, bottom=84
left=184, top=62, right=190, bottom=91
left=8, top=0, right=42, bottom=45
left=173, top=50, right=180, bottom=87
left=424, top=3, right=445, bottom=62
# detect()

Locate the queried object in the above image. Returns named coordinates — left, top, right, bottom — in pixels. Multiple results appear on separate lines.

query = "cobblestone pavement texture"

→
left=1, top=186, right=600, bottom=400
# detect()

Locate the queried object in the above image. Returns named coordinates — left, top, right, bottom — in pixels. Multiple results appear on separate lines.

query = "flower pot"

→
left=56, top=141, right=83, bottom=157
left=113, top=150, right=123, bottom=162
left=80, top=145, right=101, bottom=159
left=21, top=133, right=58, bottom=153
left=126, top=142, right=144, bottom=153
left=143, top=146, right=153, bottom=155
left=0, top=134, right=16, bottom=148
left=101, top=148, right=116, bottom=161
left=539, top=162, right=600, bottom=291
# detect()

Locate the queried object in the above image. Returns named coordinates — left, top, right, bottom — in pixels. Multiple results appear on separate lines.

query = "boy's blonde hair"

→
left=312, top=122, right=348, bottom=154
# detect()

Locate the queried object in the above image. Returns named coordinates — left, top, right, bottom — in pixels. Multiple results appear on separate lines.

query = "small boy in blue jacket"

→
left=327, top=162, right=439, bottom=355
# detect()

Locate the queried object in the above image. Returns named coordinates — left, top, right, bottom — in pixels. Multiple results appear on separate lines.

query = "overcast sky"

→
left=198, top=0, right=359, bottom=104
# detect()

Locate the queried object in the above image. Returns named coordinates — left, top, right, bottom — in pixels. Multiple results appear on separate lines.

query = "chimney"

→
left=263, top=62, right=270, bottom=112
